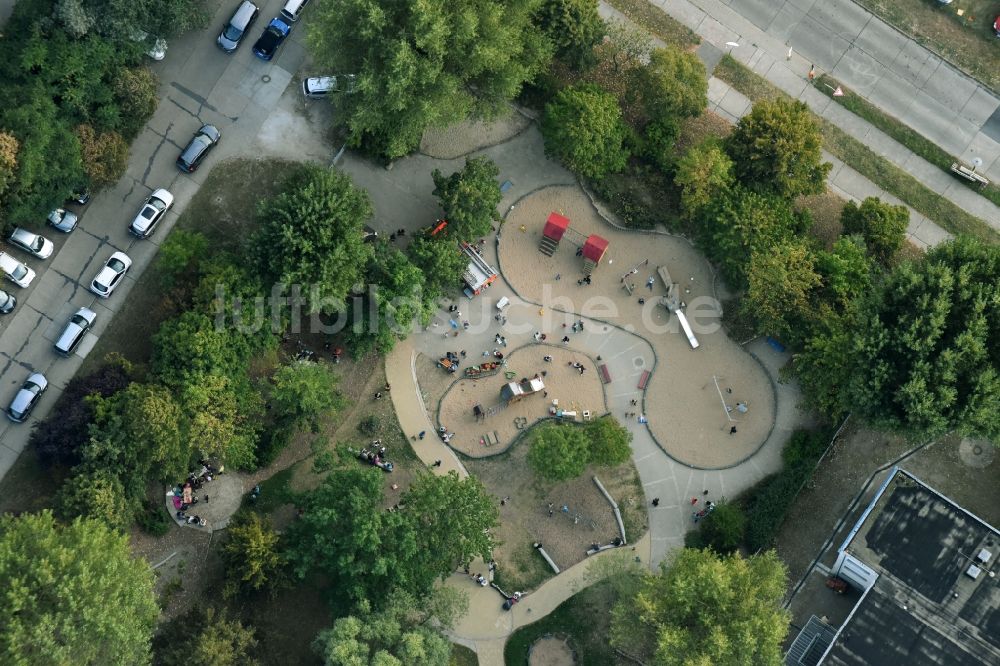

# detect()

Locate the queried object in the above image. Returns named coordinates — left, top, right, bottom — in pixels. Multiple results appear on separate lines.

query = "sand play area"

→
left=438, top=345, right=608, bottom=458
left=497, top=185, right=775, bottom=468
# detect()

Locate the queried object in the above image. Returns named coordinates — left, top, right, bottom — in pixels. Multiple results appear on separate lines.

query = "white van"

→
left=280, top=0, right=310, bottom=22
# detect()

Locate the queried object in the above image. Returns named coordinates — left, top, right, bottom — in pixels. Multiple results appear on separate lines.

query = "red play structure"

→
left=537, top=211, right=609, bottom=276
left=539, top=212, right=569, bottom=256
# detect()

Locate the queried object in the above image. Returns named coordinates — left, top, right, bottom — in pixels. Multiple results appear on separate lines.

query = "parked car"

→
left=218, top=0, right=260, bottom=52
left=90, top=251, right=132, bottom=298
left=279, top=0, right=309, bottom=22
left=994, top=15, right=1000, bottom=37
left=129, top=188, right=174, bottom=238
left=0, top=290, right=15, bottom=314
left=252, top=18, right=291, bottom=61
left=47, top=208, right=79, bottom=233
left=302, top=75, right=356, bottom=98
left=0, top=252, right=35, bottom=288
left=69, top=190, right=91, bottom=206
left=54, top=307, right=97, bottom=356
left=176, top=124, right=222, bottom=173
left=7, top=373, right=47, bottom=422
left=7, top=228, right=53, bottom=259
left=130, top=29, right=168, bottom=60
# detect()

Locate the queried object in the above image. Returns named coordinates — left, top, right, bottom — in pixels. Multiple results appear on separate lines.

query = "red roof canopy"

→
left=582, top=234, right=609, bottom=262
left=543, top=212, right=570, bottom=241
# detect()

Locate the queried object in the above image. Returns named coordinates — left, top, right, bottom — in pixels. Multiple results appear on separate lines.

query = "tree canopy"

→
left=528, top=424, right=592, bottom=480
left=270, top=359, right=343, bottom=428
left=674, top=139, right=733, bottom=220
left=221, top=512, right=285, bottom=598
left=406, top=236, right=467, bottom=300
left=634, top=47, right=707, bottom=122
left=252, top=166, right=374, bottom=315
left=725, top=98, right=830, bottom=199
left=840, top=196, right=909, bottom=266
left=286, top=467, right=498, bottom=603
left=611, top=548, right=790, bottom=665
left=306, top=0, right=552, bottom=159
left=432, top=157, right=502, bottom=241
left=0, top=512, right=158, bottom=665
left=534, top=0, right=604, bottom=68
left=154, top=607, right=258, bottom=666
left=314, top=591, right=457, bottom=666
left=802, top=237, right=1000, bottom=440
left=542, top=83, right=630, bottom=179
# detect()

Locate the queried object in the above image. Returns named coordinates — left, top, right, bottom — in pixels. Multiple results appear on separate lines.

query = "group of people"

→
left=171, top=460, right=220, bottom=527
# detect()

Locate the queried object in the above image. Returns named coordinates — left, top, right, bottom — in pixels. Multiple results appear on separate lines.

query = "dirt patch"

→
left=797, top=191, right=846, bottom=250
left=419, top=111, right=532, bottom=159
left=437, top=345, right=607, bottom=458
left=674, top=110, right=733, bottom=156
left=465, top=430, right=646, bottom=592
left=498, top=185, right=774, bottom=468
left=529, top=636, right=576, bottom=666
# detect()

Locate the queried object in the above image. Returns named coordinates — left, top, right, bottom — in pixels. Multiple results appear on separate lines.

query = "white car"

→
left=129, top=188, right=174, bottom=238
left=8, top=227, right=54, bottom=259
left=54, top=307, right=97, bottom=356
left=90, top=251, right=132, bottom=298
left=0, top=252, right=35, bottom=288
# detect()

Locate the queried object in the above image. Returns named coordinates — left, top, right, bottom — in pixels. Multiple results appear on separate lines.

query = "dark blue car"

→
left=252, top=18, right=291, bottom=60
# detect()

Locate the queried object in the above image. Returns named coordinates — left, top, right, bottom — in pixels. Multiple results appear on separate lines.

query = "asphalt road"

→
left=0, top=0, right=315, bottom=479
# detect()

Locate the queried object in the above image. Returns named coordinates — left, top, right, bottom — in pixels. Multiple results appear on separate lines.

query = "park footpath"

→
left=601, top=0, right=1000, bottom=248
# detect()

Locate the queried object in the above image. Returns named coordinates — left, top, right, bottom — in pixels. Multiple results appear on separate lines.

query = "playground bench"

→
left=637, top=370, right=650, bottom=390
left=950, top=162, right=990, bottom=187
left=598, top=364, right=612, bottom=384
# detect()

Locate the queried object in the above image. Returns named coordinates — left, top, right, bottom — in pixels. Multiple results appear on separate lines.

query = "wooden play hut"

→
left=539, top=212, right=570, bottom=256
left=581, top=235, right=609, bottom=276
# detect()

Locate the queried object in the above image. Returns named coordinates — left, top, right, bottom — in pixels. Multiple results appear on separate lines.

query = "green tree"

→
left=252, top=166, right=374, bottom=315
left=221, top=513, right=285, bottom=598
left=56, top=468, right=132, bottom=529
left=285, top=467, right=399, bottom=602
left=528, top=424, right=591, bottom=480
left=827, top=237, right=1000, bottom=439
left=151, top=312, right=244, bottom=388
left=432, top=157, right=502, bottom=241
left=406, top=236, right=467, bottom=300
left=270, top=360, right=344, bottom=428
left=674, top=139, right=733, bottom=220
left=306, top=0, right=551, bottom=159
left=725, top=98, right=831, bottom=199
left=535, top=0, right=604, bottom=69
left=611, top=548, right=790, bottom=665
left=398, top=472, right=499, bottom=589
left=348, top=244, right=431, bottom=355
left=634, top=47, right=707, bottom=122
left=542, top=84, right=629, bottom=179
left=840, top=197, right=909, bottom=266
left=157, top=230, right=209, bottom=291
left=83, top=382, right=189, bottom=498
left=0, top=512, right=158, bottom=665
left=699, top=500, right=746, bottom=554
left=112, top=66, right=160, bottom=140
left=697, top=186, right=802, bottom=287
left=154, top=607, right=257, bottom=666
left=744, top=240, right=822, bottom=340
left=586, top=416, right=632, bottom=466
left=314, top=591, right=454, bottom=666
left=181, top=373, right=261, bottom=470
left=814, top=235, right=872, bottom=312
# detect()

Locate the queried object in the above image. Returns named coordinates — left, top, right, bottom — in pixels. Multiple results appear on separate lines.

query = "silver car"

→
left=90, top=251, right=132, bottom=298
left=7, top=373, right=47, bottom=422
left=54, top=307, right=97, bottom=356
left=0, top=252, right=35, bottom=288
left=8, top=227, right=53, bottom=259
left=0, top=290, right=15, bottom=314
left=129, top=188, right=174, bottom=238
left=47, top=208, right=79, bottom=233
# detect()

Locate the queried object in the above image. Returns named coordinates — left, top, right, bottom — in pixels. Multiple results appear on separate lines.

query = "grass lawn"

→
left=853, top=0, right=1000, bottom=93
left=815, top=73, right=1000, bottom=209
left=714, top=55, right=1000, bottom=244
left=504, top=580, right=624, bottom=665
left=603, top=0, right=700, bottom=50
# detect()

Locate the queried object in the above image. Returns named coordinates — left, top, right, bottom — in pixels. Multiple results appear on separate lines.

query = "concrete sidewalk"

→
left=635, top=0, right=1000, bottom=233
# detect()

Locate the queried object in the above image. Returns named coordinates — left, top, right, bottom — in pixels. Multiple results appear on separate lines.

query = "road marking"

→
left=642, top=477, right=671, bottom=486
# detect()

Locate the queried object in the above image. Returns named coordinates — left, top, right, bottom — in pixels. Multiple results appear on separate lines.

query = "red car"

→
left=994, top=15, right=1000, bottom=38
